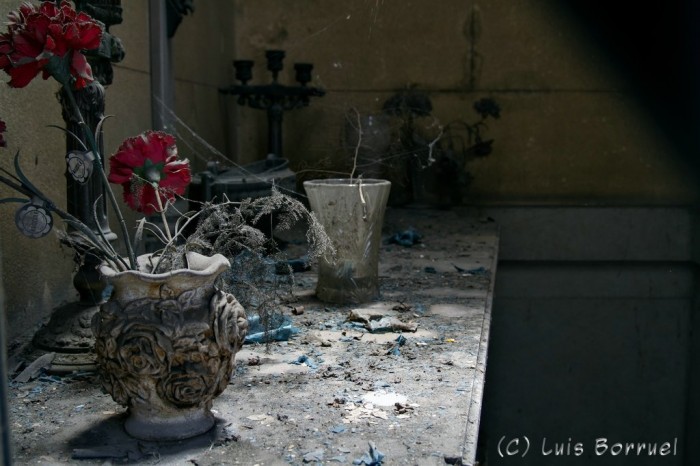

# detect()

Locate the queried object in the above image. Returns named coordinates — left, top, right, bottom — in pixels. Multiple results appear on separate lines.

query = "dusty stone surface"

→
left=6, top=207, right=498, bottom=465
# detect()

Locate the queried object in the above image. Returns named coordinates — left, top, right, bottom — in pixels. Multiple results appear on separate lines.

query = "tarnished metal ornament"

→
left=66, top=150, right=95, bottom=184
left=15, top=203, right=53, bottom=238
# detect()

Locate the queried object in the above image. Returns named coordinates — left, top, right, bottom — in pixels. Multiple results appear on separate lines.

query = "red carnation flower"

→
left=108, top=131, right=191, bottom=215
left=0, top=1, right=103, bottom=89
left=0, top=118, right=6, bottom=147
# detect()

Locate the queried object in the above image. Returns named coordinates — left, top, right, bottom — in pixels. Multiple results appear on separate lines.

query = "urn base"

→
left=125, top=404, right=215, bottom=441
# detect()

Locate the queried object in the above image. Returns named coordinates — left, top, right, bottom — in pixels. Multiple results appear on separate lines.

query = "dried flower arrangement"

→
left=378, top=89, right=501, bottom=205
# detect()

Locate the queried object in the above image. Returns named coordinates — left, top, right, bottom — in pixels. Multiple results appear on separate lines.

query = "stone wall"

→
left=221, top=0, right=698, bottom=204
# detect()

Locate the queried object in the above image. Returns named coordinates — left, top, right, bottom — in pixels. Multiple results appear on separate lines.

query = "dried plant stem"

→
left=349, top=107, right=362, bottom=181
left=150, top=203, right=215, bottom=274
left=425, top=124, right=444, bottom=166
left=154, top=187, right=173, bottom=243
left=346, top=108, right=368, bottom=217
left=358, top=179, right=367, bottom=220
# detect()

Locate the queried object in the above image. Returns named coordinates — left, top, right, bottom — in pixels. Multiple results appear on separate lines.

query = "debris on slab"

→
left=346, top=309, right=418, bottom=333
left=444, top=454, right=465, bottom=465
left=247, top=355, right=261, bottom=366
left=385, top=228, right=422, bottom=247
left=453, top=264, right=488, bottom=276
left=354, top=441, right=385, bottom=465
left=330, top=424, right=347, bottom=434
left=245, top=313, right=300, bottom=343
left=217, top=423, right=241, bottom=444
left=72, top=444, right=141, bottom=461
left=289, top=354, right=322, bottom=369
left=362, top=391, right=408, bottom=407
left=392, top=302, right=412, bottom=312
left=302, top=331, right=333, bottom=347
left=303, top=449, right=325, bottom=463
left=386, top=334, right=407, bottom=355
left=13, top=353, right=55, bottom=383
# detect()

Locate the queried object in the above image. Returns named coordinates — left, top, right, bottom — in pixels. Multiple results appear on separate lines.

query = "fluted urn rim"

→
left=303, top=178, right=391, bottom=189
left=99, top=251, right=230, bottom=283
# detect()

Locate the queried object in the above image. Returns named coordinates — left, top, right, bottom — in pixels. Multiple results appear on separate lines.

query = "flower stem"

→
left=62, top=84, right=137, bottom=269
left=153, top=185, right=173, bottom=243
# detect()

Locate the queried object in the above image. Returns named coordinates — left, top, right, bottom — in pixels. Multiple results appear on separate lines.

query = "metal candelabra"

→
left=220, top=50, right=325, bottom=160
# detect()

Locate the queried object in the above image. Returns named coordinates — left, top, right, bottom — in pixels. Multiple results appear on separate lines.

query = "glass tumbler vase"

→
left=303, top=178, right=391, bottom=304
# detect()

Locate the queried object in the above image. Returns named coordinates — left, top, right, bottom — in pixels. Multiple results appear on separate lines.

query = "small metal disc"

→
left=66, top=150, right=95, bottom=184
left=15, top=203, right=53, bottom=238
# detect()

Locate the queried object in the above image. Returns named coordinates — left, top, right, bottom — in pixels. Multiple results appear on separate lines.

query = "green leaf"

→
left=46, top=125, right=88, bottom=151
left=0, top=197, right=28, bottom=205
left=13, top=152, right=43, bottom=197
left=44, top=55, right=72, bottom=87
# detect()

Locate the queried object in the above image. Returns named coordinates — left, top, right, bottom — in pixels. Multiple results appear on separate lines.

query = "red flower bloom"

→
left=108, top=131, right=191, bottom=215
left=0, top=118, right=6, bottom=147
left=0, top=1, right=103, bottom=89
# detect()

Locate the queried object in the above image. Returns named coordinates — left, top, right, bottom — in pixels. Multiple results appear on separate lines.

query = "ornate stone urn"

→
left=92, top=252, right=247, bottom=441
